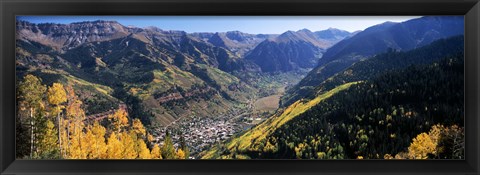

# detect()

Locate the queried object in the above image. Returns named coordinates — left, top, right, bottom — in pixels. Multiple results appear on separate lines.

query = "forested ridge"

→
left=206, top=36, right=465, bottom=159
left=282, top=16, right=464, bottom=107
left=262, top=56, right=464, bottom=159
left=313, top=35, right=464, bottom=96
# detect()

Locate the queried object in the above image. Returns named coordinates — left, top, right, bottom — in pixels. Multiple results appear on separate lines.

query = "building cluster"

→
left=152, top=100, right=269, bottom=158
left=153, top=110, right=247, bottom=158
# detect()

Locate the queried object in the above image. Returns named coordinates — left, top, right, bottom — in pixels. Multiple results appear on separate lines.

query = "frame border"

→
left=1, top=0, right=479, bottom=175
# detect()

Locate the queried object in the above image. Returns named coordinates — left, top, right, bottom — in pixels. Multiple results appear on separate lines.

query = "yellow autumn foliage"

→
left=176, top=149, right=186, bottom=159
left=37, top=120, right=59, bottom=157
left=407, top=124, right=444, bottom=159
left=151, top=144, right=162, bottom=159
left=108, top=109, right=129, bottom=133
left=47, top=83, right=67, bottom=116
left=106, top=132, right=124, bottom=159
left=121, top=131, right=138, bottom=159
left=65, top=85, right=85, bottom=121
left=132, top=118, right=146, bottom=137
left=137, top=139, right=151, bottom=159
left=91, top=122, right=108, bottom=159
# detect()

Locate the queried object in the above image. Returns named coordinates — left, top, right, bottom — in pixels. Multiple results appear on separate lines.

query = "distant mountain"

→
left=17, top=21, right=260, bottom=73
left=282, top=16, right=464, bottom=106
left=319, top=16, right=464, bottom=66
left=245, top=28, right=352, bottom=72
left=16, top=20, right=260, bottom=126
left=189, top=31, right=277, bottom=58
left=16, top=20, right=131, bottom=51
left=314, top=27, right=355, bottom=46
left=315, top=28, right=351, bottom=40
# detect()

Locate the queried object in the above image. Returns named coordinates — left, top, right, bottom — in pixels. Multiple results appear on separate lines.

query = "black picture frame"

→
left=1, top=0, right=479, bottom=174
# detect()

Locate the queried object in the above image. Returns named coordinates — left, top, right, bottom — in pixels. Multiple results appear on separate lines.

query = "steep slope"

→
left=314, top=36, right=464, bottom=94
left=319, top=16, right=463, bottom=66
left=282, top=35, right=464, bottom=105
left=16, top=20, right=131, bottom=51
left=202, top=81, right=361, bottom=159
left=16, top=20, right=259, bottom=127
left=260, top=56, right=464, bottom=159
left=205, top=31, right=275, bottom=57
left=245, top=28, right=352, bottom=73
left=204, top=40, right=464, bottom=159
left=283, top=16, right=464, bottom=106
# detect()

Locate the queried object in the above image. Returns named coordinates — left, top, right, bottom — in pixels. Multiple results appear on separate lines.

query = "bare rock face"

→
left=17, top=20, right=130, bottom=51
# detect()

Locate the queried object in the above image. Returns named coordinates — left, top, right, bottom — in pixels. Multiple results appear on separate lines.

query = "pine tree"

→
left=179, top=134, right=190, bottom=159
left=161, top=132, right=176, bottom=159
left=18, top=74, right=47, bottom=158
left=36, top=119, right=60, bottom=159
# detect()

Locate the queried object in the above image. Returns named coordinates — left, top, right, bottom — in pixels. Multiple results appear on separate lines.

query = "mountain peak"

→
left=71, top=20, right=119, bottom=25
left=297, top=28, right=312, bottom=33
left=144, top=26, right=163, bottom=31
left=314, top=28, right=351, bottom=40
left=326, top=27, right=341, bottom=31
left=280, top=30, right=296, bottom=36
left=277, top=30, right=313, bottom=40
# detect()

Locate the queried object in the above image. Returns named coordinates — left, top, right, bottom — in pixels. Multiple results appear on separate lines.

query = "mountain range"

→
left=16, top=16, right=465, bottom=159
left=246, top=28, right=354, bottom=72
left=16, top=20, right=352, bottom=126
left=281, top=16, right=464, bottom=106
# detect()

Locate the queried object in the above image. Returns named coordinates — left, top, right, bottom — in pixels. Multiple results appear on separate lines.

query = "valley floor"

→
left=151, top=75, right=298, bottom=158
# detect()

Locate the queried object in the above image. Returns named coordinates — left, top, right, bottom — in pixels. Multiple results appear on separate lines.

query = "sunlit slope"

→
left=136, top=64, right=255, bottom=126
left=27, top=69, right=120, bottom=115
left=202, top=81, right=361, bottom=159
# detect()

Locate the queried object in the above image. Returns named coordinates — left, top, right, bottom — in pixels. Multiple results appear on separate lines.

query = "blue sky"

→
left=17, top=16, right=420, bottom=34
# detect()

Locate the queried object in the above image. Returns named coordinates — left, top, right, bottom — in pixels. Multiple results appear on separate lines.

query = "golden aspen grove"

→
left=16, top=74, right=186, bottom=159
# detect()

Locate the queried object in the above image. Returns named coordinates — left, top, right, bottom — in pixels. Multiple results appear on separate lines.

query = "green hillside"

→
left=202, top=81, right=360, bottom=159
left=203, top=35, right=465, bottom=159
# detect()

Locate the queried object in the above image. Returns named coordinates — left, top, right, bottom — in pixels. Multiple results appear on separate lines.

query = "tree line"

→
left=16, top=74, right=188, bottom=159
